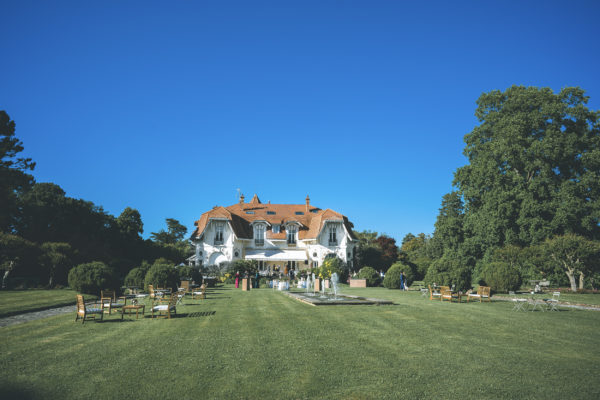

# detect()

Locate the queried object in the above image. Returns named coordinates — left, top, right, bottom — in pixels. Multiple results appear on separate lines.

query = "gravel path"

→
left=0, top=305, right=76, bottom=328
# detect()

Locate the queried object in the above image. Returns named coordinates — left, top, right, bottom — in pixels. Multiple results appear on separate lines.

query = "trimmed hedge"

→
left=481, top=261, right=522, bottom=293
left=68, top=261, right=116, bottom=295
left=144, top=263, right=179, bottom=291
left=124, top=267, right=146, bottom=288
left=383, top=265, right=403, bottom=289
left=358, top=266, right=380, bottom=287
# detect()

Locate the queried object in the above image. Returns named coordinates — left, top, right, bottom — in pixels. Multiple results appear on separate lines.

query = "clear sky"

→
left=2, top=0, right=599, bottom=243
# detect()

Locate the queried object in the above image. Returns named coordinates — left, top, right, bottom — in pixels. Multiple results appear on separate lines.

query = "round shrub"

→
left=358, top=266, right=380, bottom=287
left=481, top=261, right=522, bottom=293
left=424, top=251, right=472, bottom=292
left=383, top=264, right=402, bottom=289
left=68, top=261, right=116, bottom=295
left=144, top=263, right=179, bottom=291
left=177, top=265, right=202, bottom=283
left=124, top=267, right=146, bottom=288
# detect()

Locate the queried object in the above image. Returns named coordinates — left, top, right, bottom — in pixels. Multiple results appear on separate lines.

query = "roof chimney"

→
left=239, top=194, right=245, bottom=204
left=306, top=195, right=310, bottom=213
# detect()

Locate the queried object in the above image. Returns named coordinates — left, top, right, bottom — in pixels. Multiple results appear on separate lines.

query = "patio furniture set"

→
left=74, top=282, right=206, bottom=324
left=510, top=291, right=561, bottom=312
left=427, top=285, right=491, bottom=303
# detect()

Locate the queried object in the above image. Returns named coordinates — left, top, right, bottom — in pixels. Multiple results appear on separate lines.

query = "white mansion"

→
left=190, top=194, right=356, bottom=274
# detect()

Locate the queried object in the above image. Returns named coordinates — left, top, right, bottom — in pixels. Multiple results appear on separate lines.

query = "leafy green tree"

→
left=0, top=233, right=39, bottom=288
left=117, top=207, right=143, bottom=238
left=543, top=234, right=600, bottom=291
left=454, top=86, right=600, bottom=253
left=0, top=111, right=36, bottom=233
left=39, top=242, right=73, bottom=287
left=151, top=218, right=187, bottom=245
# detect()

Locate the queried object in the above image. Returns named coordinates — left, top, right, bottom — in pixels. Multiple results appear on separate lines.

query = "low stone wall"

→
left=350, top=279, right=367, bottom=288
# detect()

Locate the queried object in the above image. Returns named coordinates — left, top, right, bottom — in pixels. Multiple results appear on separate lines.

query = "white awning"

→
left=245, top=250, right=307, bottom=261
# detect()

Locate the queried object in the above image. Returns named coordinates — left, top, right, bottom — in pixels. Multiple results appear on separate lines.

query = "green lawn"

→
left=1, top=286, right=599, bottom=399
left=0, top=289, right=93, bottom=318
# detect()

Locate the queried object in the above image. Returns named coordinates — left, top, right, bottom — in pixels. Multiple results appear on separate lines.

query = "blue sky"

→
left=2, top=0, right=599, bottom=243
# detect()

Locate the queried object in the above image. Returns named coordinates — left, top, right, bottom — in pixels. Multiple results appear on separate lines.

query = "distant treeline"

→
left=354, top=86, right=600, bottom=292
left=0, top=110, right=192, bottom=289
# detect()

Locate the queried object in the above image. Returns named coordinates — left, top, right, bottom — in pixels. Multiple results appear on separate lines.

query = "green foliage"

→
left=383, top=264, right=403, bottom=289
left=177, top=265, right=202, bottom=283
left=144, top=261, right=179, bottom=291
left=543, top=234, right=600, bottom=291
left=150, top=218, right=188, bottom=245
left=39, top=242, right=73, bottom=287
left=358, top=266, right=380, bottom=287
left=480, top=261, right=522, bottom=293
left=454, top=86, right=600, bottom=253
left=229, top=259, right=258, bottom=276
left=0, top=232, right=41, bottom=288
left=117, top=207, right=143, bottom=238
left=353, top=230, right=399, bottom=272
left=424, top=250, right=473, bottom=291
left=319, top=257, right=344, bottom=280
left=124, top=267, right=146, bottom=288
left=0, top=111, right=36, bottom=233
left=67, top=261, right=116, bottom=295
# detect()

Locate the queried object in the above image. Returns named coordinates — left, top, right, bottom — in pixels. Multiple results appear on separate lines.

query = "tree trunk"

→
left=566, top=270, right=577, bottom=292
left=578, top=272, right=585, bottom=291
left=2, top=269, right=10, bottom=289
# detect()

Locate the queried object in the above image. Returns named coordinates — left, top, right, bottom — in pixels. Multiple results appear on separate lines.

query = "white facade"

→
left=191, top=199, right=356, bottom=273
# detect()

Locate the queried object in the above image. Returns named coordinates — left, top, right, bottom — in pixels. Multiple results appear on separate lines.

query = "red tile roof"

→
left=191, top=196, right=355, bottom=241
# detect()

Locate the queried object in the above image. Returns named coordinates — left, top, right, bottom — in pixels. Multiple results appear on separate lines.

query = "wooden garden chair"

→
left=75, top=295, right=104, bottom=324
left=428, top=285, right=441, bottom=300
left=100, top=289, right=127, bottom=315
left=192, top=284, right=206, bottom=300
left=440, top=289, right=458, bottom=302
left=152, top=293, right=178, bottom=319
left=467, top=286, right=491, bottom=302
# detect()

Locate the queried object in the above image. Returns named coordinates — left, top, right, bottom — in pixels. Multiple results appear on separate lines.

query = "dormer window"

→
left=287, top=225, right=297, bottom=245
left=295, top=211, right=304, bottom=215
left=267, top=211, right=276, bottom=215
left=254, top=224, right=265, bottom=246
left=214, top=222, right=224, bottom=245
left=329, top=226, right=337, bottom=246
left=273, top=224, right=280, bottom=234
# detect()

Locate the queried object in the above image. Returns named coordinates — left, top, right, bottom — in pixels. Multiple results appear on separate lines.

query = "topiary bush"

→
left=320, top=257, right=343, bottom=280
left=480, top=261, right=522, bottom=293
left=124, top=267, right=146, bottom=289
left=68, top=261, right=116, bottom=295
left=383, top=264, right=403, bottom=289
left=424, top=250, right=473, bottom=292
left=177, top=265, right=202, bottom=283
left=358, top=266, right=380, bottom=287
left=144, top=263, right=179, bottom=291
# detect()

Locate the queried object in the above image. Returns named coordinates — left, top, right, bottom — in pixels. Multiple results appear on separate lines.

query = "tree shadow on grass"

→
left=0, top=384, right=40, bottom=399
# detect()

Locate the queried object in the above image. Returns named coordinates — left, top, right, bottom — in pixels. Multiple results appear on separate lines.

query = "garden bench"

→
left=467, top=286, right=491, bottom=302
left=411, top=281, right=425, bottom=291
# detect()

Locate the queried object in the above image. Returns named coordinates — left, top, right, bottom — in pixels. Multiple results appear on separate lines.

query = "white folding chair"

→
left=509, top=291, right=527, bottom=311
left=546, top=291, right=560, bottom=311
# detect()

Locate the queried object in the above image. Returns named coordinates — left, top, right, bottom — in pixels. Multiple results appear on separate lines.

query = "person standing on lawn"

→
left=235, top=271, right=240, bottom=288
left=400, top=271, right=405, bottom=291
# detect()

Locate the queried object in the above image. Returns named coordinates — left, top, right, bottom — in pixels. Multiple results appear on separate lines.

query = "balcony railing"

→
left=329, top=241, right=337, bottom=246
left=214, top=239, right=223, bottom=245
left=254, top=239, right=264, bottom=246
